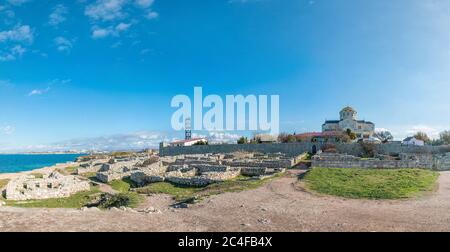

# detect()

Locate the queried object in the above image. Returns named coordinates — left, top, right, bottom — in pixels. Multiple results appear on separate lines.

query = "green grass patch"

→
left=123, top=192, right=144, bottom=208
left=4, top=186, right=102, bottom=208
left=108, top=178, right=134, bottom=193
left=304, top=152, right=313, bottom=160
left=0, top=179, right=10, bottom=189
left=29, top=173, right=44, bottom=179
left=136, top=173, right=284, bottom=202
left=302, top=168, right=439, bottom=199
left=107, top=179, right=143, bottom=207
left=56, top=166, right=79, bottom=175
left=79, top=172, right=97, bottom=180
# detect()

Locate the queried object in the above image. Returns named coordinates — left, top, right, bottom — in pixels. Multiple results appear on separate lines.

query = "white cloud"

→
left=405, top=125, right=444, bottom=140
left=201, top=131, right=241, bottom=144
left=91, top=23, right=132, bottom=39
left=135, top=0, right=154, bottom=9
left=146, top=11, right=158, bottom=20
left=7, top=0, right=31, bottom=6
left=30, top=131, right=172, bottom=152
left=85, top=0, right=158, bottom=40
left=28, top=87, right=50, bottom=96
left=379, top=124, right=448, bottom=141
left=0, top=25, right=34, bottom=44
left=91, top=27, right=113, bottom=39
left=49, top=4, right=68, bottom=27
left=375, top=127, right=390, bottom=132
left=115, top=22, right=131, bottom=31
left=26, top=79, right=70, bottom=96
left=54, top=36, right=73, bottom=53
left=140, top=48, right=151, bottom=55
left=0, top=25, right=34, bottom=61
left=0, top=125, right=14, bottom=135
left=0, top=44, right=26, bottom=61
left=228, top=0, right=262, bottom=3
left=0, top=80, right=12, bottom=86
left=85, top=0, right=128, bottom=21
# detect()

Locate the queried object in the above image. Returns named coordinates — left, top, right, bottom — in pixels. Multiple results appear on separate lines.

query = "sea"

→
left=0, top=154, right=85, bottom=174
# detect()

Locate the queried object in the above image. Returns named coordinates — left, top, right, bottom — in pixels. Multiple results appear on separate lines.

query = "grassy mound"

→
left=303, top=168, right=439, bottom=199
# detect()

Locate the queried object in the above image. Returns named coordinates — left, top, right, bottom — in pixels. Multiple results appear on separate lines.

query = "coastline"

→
left=0, top=153, right=87, bottom=155
left=0, top=161, right=79, bottom=180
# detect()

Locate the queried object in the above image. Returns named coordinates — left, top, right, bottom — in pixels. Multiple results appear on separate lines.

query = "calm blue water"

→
left=0, top=154, right=85, bottom=174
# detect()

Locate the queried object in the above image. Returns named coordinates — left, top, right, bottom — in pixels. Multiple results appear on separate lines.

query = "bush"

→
left=193, top=140, right=208, bottom=145
left=96, top=193, right=132, bottom=209
left=360, top=142, right=377, bottom=158
left=321, top=144, right=337, bottom=153
left=278, top=133, right=297, bottom=143
left=237, top=137, right=248, bottom=144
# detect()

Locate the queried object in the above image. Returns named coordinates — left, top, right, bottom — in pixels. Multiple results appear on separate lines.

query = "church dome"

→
left=341, top=106, right=356, bottom=113
left=340, top=106, right=357, bottom=120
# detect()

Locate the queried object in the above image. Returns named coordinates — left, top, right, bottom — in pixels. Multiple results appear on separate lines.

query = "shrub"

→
left=87, top=193, right=132, bottom=209
left=321, top=144, right=337, bottom=153
left=237, top=137, right=248, bottom=144
left=278, top=133, right=297, bottom=143
left=360, top=142, right=377, bottom=158
left=193, top=140, right=208, bottom=145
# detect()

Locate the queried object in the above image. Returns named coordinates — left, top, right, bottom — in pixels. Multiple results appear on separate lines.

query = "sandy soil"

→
left=1, top=170, right=450, bottom=232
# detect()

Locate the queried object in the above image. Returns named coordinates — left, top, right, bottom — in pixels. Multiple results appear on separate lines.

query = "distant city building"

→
left=294, top=131, right=346, bottom=143
left=402, top=137, right=425, bottom=146
left=255, top=134, right=278, bottom=143
left=322, top=106, right=375, bottom=139
left=169, top=137, right=208, bottom=147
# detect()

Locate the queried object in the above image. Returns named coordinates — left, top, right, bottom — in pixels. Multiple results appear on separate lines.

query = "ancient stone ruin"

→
left=86, top=152, right=304, bottom=187
left=129, top=152, right=304, bottom=187
left=312, top=152, right=450, bottom=170
left=5, top=171, right=90, bottom=201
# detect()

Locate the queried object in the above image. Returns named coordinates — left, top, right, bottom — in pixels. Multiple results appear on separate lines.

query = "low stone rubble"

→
left=5, top=171, right=90, bottom=201
left=127, top=152, right=301, bottom=187
left=88, top=151, right=302, bottom=187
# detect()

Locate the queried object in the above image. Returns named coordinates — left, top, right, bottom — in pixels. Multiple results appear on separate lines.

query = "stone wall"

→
left=165, top=169, right=241, bottom=187
left=240, top=167, right=268, bottom=176
left=160, top=142, right=450, bottom=157
left=160, top=142, right=316, bottom=157
left=222, top=159, right=293, bottom=169
left=434, top=153, right=450, bottom=171
left=311, top=153, right=450, bottom=170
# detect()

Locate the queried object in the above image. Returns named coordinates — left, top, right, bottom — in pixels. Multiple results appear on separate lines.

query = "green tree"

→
left=440, top=130, right=450, bottom=145
left=193, top=140, right=208, bottom=145
left=414, top=132, right=431, bottom=144
left=237, top=137, right=248, bottom=144
left=346, top=129, right=357, bottom=140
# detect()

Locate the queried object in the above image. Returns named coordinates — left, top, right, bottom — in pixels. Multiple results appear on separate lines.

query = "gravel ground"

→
left=1, top=170, right=450, bottom=232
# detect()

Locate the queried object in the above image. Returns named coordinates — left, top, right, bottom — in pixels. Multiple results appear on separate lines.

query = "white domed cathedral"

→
left=322, top=107, right=375, bottom=139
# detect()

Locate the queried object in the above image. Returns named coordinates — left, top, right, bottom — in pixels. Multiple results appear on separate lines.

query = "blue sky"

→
left=1, top=0, right=450, bottom=152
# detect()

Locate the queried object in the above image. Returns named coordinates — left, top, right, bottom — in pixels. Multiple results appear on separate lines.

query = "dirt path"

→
left=1, top=170, right=450, bottom=232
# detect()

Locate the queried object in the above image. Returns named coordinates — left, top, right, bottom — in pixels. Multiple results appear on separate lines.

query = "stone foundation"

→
left=5, top=172, right=90, bottom=201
